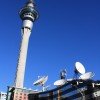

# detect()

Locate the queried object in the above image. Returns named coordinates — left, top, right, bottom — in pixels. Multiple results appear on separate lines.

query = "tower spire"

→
left=27, top=0, right=34, bottom=4
left=29, top=0, right=33, bottom=3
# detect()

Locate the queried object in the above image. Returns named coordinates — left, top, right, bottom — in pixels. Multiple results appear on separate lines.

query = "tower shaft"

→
left=14, top=0, right=38, bottom=88
left=15, top=28, right=31, bottom=88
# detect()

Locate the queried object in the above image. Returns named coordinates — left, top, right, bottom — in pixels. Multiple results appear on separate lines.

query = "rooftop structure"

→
left=29, top=80, right=100, bottom=100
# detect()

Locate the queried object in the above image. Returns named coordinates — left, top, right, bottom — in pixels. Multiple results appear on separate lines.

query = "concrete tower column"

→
left=14, top=0, right=38, bottom=88
left=15, top=28, right=31, bottom=88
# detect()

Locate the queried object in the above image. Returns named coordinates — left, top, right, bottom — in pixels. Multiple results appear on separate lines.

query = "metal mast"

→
left=14, top=0, right=38, bottom=88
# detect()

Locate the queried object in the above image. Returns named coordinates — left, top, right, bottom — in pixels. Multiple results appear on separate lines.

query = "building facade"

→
left=7, top=80, right=100, bottom=100
left=6, top=86, right=38, bottom=100
left=28, top=80, right=100, bottom=100
left=0, top=92, right=7, bottom=100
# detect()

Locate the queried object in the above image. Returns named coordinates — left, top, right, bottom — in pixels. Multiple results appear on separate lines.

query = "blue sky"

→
left=0, top=0, right=100, bottom=92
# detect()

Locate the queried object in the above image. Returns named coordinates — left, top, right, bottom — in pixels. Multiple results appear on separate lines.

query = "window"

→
left=20, top=96, right=22, bottom=98
left=16, top=96, right=18, bottom=98
left=20, top=93, right=22, bottom=95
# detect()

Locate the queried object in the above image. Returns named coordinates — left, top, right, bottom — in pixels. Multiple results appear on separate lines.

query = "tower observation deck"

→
left=14, top=0, right=38, bottom=88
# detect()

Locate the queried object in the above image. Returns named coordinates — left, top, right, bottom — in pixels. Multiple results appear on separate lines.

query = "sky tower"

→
left=14, top=0, right=38, bottom=88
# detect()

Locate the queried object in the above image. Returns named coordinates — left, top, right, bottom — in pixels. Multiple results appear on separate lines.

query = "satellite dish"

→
left=67, top=78, right=73, bottom=82
left=75, top=62, right=86, bottom=74
left=54, top=79, right=66, bottom=86
left=28, top=88, right=32, bottom=90
left=79, top=72, right=95, bottom=80
left=33, top=76, right=48, bottom=86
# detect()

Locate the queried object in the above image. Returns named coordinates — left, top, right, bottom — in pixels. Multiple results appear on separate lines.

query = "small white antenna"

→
left=60, top=69, right=67, bottom=79
left=42, top=85, right=51, bottom=91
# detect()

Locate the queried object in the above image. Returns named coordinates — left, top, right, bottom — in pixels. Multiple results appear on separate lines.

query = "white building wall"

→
left=0, top=92, right=7, bottom=100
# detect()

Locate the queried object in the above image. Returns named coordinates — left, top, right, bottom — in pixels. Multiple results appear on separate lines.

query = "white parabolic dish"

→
left=54, top=79, right=66, bottom=86
left=79, top=72, right=95, bottom=80
left=67, top=78, right=73, bottom=82
left=75, top=62, right=86, bottom=74
left=33, top=76, right=48, bottom=86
